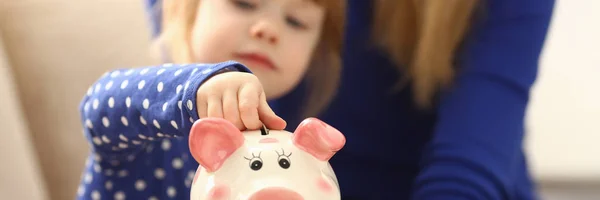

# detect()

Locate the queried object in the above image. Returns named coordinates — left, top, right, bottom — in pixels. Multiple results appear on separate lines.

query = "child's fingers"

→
left=207, top=94, right=224, bottom=118
left=222, top=89, right=245, bottom=130
left=238, top=84, right=262, bottom=130
left=258, top=92, right=287, bottom=130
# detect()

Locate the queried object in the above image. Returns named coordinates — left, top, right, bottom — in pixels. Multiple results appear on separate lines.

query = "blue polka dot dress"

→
left=76, top=61, right=251, bottom=200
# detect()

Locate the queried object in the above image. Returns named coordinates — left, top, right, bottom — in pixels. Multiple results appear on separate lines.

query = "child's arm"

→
left=79, top=61, right=250, bottom=159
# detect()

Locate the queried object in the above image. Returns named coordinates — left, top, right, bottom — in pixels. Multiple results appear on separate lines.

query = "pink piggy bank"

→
left=188, top=117, right=346, bottom=200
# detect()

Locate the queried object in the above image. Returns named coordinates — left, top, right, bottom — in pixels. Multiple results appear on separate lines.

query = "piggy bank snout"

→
left=249, top=187, right=304, bottom=200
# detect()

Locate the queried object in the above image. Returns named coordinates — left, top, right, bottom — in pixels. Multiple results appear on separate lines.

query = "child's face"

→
left=190, top=0, right=325, bottom=99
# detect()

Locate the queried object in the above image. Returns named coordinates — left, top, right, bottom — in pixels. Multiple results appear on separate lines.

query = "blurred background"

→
left=0, top=0, right=598, bottom=199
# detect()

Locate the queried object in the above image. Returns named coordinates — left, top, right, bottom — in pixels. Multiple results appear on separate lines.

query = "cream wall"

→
left=526, top=0, right=600, bottom=181
left=0, top=30, right=49, bottom=200
left=0, top=0, right=157, bottom=199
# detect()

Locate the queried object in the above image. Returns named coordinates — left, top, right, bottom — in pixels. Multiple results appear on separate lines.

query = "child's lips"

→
left=234, top=53, right=277, bottom=71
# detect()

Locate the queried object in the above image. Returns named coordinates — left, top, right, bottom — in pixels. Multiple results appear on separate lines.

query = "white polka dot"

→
left=95, top=84, right=102, bottom=93
left=135, top=180, right=146, bottom=191
left=149, top=196, right=158, bottom=200
left=86, top=119, right=94, bottom=129
left=157, top=132, right=165, bottom=137
left=162, top=102, right=168, bottom=111
left=190, top=117, right=194, bottom=123
left=177, top=101, right=182, bottom=110
left=143, top=99, right=150, bottom=109
left=154, top=168, right=166, bottom=180
left=184, top=81, right=190, bottom=91
left=187, top=100, right=193, bottom=110
left=102, top=117, right=110, bottom=127
left=91, top=190, right=101, bottom=200
left=121, top=116, right=129, bottom=126
left=148, top=137, right=155, bottom=141
left=167, top=186, right=177, bottom=198
left=176, top=85, right=183, bottom=94
left=125, top=69, right=134, bottom=76
left=146, top=144, right=154, bottom=153
left=87, top=87, right=93, bottom=96
left=187, top=170, right=195, bottom=179
left=77, top=185, right=85, bottom=197
left=118, top=134, right=128, bottom=142
left=108, top=97, right=115, bottom=108
left=94, top=153, right=102, bottom=162
left=86, top=157, right=93, bottom=167
left=126, top=155, right=135, bottom=162
left=93, top=164, right=101, bottom=173
left=138, top=134, right=147, bottom=139
left=140, top=68, right=149, bottom=75
left=84, top=173, right=93, bottom=183
left=110, top=160, right=120, bottom=166
left=93, top=99, right=99, bottom=109
left=118, top=169, right=128, bottom=177
left=102, top=135, right=111, bottom=143
left=171, top=120, right=179, bottom=130
left=118, top=142, right=128, bottom=148
left=157, top=82, right=164, bottom=92
left=105, top=81, right=113, bottom=90
left=140, top=116, right=147, bottom=125
left=114, top=191, right=126, bottom=200
left=202, top=68, right=212, bottom=74
left=157, top=68, right=166, bottom=75
left=153, top=120, right=161, bottom=129
left=92, top=137, right=102, bottom=145
left=132, top=140, right=142, bottom=145
left=172, top=158, right=183, bottom=169
left=162, top=140, right=171, bottom=151
left=174, top=69, right=183, bottom=76
left=138, top=80, right=146, bottom=89
left=120, top=80, right=129, bottom=89
left=125, top=97, right=131, bottom=108
left=185, top=179, right=192, bottom=188
left=84, top=102, right=90, bottom=111
left=110, top=71, right=121, bottom=78
left=105, top=169, right=114, bottom=176
left=191, top=68, right=198, bottom=75
left=105, top=181, right=113, bottom=190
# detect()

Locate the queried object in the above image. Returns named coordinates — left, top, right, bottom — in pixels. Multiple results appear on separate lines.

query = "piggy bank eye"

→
left=245, top=152, right=263, bottom=171
left=250, top=159, right=263, bottom=171
left=276, top=148, right=292, bottom=169
left=278, top=157, right=290, bottom=169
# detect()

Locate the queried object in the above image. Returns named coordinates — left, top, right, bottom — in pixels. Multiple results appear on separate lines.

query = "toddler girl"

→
left=76, top=0, right=344, bottom=199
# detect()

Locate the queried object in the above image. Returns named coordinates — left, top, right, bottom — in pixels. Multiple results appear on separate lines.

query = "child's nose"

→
left=250, top=20, right=279, bottom=45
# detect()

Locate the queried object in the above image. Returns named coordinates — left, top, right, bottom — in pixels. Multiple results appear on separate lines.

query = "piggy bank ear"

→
left=292, top=118, right=346, bottom=161
left=189, top=118, right=244, bottom=172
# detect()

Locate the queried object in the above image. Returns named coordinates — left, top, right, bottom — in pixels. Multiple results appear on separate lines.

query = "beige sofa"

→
left=0, top=0, right=158, bottom=199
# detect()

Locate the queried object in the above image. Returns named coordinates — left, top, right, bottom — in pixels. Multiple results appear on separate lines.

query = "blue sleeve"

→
left=411, top=0, right=555, bottom=199
left=79, top=61, right=251, bottom=160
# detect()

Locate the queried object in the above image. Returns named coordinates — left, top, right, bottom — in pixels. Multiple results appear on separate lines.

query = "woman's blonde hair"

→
left=373, top=0, right=479, bottom=107
left=155, top=0, right=346, bottom=118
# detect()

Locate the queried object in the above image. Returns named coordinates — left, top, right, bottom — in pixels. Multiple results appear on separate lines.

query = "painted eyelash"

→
left=275, top=148, right=292, bottom=157
left=244, top=151, right=262, bottom=160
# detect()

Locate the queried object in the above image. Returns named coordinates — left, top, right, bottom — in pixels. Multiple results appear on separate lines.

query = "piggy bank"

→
left=188, top=117, right=346, bottom=200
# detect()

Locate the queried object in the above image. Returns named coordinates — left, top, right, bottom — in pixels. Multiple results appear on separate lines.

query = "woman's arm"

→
left=411, top=0, right=556, bottom=199
left=79, top=61, right=251, bottom=160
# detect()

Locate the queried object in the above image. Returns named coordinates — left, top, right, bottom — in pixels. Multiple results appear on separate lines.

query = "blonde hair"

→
left=156, top=0, right=346, bottom=118
left=373, top=0, right=479, bottom=107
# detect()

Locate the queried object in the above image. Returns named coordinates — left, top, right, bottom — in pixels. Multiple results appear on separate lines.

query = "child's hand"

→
left=196, top=72, right=287, bottom=131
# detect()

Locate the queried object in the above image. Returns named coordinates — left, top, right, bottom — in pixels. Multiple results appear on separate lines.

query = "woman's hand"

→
left=196, top=72, right=286, bottom=131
